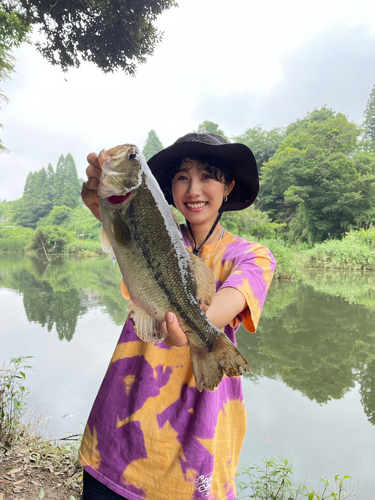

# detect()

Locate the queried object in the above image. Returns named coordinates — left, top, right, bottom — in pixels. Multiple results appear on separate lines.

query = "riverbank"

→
left=2, top=225, right=374, bottom=278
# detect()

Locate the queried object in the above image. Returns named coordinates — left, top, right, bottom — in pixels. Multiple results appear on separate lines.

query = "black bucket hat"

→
left=147, top=132, right=259, bottom=211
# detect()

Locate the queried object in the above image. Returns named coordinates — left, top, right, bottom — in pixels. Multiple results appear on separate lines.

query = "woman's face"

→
left=171, top=158, right=235, bottom=229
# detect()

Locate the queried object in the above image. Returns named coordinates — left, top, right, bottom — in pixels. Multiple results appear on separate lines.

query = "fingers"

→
left=165, top=312, right=189, bottom=347
left=81, top=152, right=102, bottom=221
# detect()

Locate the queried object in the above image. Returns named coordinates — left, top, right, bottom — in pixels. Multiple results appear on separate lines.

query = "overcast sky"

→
left=1, top=0, right=375, bottom=201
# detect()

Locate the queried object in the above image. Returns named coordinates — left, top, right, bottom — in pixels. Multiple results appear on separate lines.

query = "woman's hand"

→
left=164, top=288, right=246, bottom=347
left=164, top=303, right=209, bottom=347
left=81, top=153, right=102, bottom=221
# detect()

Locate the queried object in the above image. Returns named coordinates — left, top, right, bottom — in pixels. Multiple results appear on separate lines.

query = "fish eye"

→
left=128, top=154, right=137, bottom=160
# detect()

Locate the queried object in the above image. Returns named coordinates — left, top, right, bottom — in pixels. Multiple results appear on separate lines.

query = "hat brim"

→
left=148, top=140, right=259, bottom=211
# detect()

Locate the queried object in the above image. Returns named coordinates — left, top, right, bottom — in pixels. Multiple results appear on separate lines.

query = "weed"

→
left=236, top=457, right=357, bottom=499
left=0, top=355, right=33, bottom=444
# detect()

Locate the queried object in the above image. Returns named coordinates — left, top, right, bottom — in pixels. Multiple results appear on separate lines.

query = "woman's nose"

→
left=186, top=179, right=202, bottom=196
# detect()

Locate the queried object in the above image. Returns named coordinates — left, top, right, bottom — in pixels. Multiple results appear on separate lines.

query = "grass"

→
left=304, top=228, right=375, bottom=271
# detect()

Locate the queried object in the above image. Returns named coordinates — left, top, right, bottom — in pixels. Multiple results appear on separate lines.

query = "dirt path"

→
left=0, top=443, right=82, bottom=500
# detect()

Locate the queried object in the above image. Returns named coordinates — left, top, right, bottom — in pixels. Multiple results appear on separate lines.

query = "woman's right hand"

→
left=81, top=153, right=102, bottom=221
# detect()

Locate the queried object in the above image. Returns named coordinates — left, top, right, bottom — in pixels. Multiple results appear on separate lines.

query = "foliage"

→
left=143, top=129, right=163, bottom=161
left=260, top=238, right=303, bottom=280
left=0, top=223, right=34, bottom=252
left=53, top=154, right=81, bottom=208
left=0, top=6, right=30, bottom=151
left=195, top=120, right=229, bottom=141
left=232, top=124, right=285, bottom=173
left=38, top=205, right=72, bottom=226
left=2, top=0, right=177, bottom=73
left=0, top=356, right=33, bottom=443
left=259, top=107, right=375, bottom=243
left=222, top=205, right=285, bottom=240
left=12, top=154, right=81, bottom=228
left=303, top=227, right=375, bottom=270
left=64, top=205, right=102, bottom=240
left=236, top=457, right=356, bottom=499
left=29, top=225, right=73, bottom=258
left=64, top=238, right=103, bottom=257
left=363, top=83, right=375, bottom=150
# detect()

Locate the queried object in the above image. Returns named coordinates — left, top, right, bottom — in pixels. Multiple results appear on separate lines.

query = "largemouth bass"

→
left=98, top=144, right=250, bottom=391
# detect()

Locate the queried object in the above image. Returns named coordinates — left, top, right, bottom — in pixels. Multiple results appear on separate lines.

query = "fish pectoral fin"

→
left=99, top=227, right=115, bottom=260
left=189, top=253, right=216, bottom=306
left=170, top=208, right=182, bottom=230
left=129, top=301, right=167, bottom=344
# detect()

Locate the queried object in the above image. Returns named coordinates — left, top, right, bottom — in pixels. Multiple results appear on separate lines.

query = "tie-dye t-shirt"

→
left=79, top=229, right=275, bottom=500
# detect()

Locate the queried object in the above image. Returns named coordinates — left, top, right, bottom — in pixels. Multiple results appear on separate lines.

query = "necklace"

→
left=184, top=225, right=225, bottom=261
left=201, top=228, right=225, bottom=261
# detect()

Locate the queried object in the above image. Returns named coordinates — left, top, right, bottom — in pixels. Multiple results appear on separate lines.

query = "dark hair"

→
left=161, top=154, right=235, bottom=201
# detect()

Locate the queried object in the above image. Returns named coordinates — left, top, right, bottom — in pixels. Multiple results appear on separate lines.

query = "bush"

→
left=304, top=228, right=375, bottom=270
left=0, top=225, right=35, bottom=252
left=261, top=238, right=303, bottom=280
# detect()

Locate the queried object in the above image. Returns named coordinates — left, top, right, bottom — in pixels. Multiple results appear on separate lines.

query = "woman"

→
left=79, top=132, right=275, bottom=500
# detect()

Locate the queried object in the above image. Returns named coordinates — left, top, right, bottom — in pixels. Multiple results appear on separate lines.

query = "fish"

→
left=98, top=143, right=250, bottom=391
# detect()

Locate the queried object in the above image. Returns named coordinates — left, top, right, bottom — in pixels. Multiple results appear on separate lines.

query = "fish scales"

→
left=98, top=144, right=250, bottom=391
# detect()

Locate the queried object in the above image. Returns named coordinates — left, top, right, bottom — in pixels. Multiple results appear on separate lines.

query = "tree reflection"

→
left=0, top=255, right=127, bottom=341
left=238, top=273, right=375, bottom=425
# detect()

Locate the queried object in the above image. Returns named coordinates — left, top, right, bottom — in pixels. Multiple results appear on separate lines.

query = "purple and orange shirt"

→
left=79, top=230, right=275, bottom=500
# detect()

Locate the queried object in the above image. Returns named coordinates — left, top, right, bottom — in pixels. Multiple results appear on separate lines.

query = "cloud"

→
left=196, top=25, right=375, bottom=134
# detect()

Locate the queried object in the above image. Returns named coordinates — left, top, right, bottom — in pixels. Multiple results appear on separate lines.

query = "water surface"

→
left=1, top=255, right=375, bottom=497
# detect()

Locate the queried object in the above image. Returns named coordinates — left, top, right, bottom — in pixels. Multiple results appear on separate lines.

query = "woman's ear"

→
left=224, top=179, right=235, bottom=197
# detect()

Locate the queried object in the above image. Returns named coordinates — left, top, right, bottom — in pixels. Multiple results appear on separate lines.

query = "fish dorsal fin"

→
left=129, top=301, right=167, bottom=344
left=189, top=253, right=216, bottom=306
left=99, top=227, right=115, bottom=260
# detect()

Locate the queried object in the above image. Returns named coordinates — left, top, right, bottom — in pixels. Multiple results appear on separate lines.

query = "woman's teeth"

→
left=186, top=202, right=207, bottom=208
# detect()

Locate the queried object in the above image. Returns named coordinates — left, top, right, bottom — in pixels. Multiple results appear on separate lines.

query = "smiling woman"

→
left=79, top=132, right=275, bottom=500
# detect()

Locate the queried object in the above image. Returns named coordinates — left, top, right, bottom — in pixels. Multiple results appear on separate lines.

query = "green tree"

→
left=0, top=7, right=30, bottom=151
left=232, top=125, right=285, bottom=172
left=259, top=108, right=375, bottom=243
left=363, top=84, right=375, bottom=150
left=143, top=129, right=163, bottom=161
left=53, top=154, right=81, bottom=208
left=30, top=225, right=71, bottom=259
left=2, top=0, right=177, bottom=74
left=38, top=205, right=72, bottom=226
left=195, top=121, right=229, bottom=141
left=12, top=166, right=54, bottom=228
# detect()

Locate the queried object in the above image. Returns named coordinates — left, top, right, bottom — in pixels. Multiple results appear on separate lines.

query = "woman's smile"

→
left=171, top=158, right=235, bottom=240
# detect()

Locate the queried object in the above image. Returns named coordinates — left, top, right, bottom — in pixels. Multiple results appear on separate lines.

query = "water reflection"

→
left=237, top=275, right=375, bottom=426
left=0, top=255, right=127, bottom=341
left=1, top=255, right=375, bottom=425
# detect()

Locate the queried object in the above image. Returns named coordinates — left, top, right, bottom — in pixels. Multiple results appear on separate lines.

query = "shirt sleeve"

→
left=217, top=241, right=275, bottom=333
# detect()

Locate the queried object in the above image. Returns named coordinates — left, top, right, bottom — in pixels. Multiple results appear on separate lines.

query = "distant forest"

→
left=1, top=84, right=375, bottom=248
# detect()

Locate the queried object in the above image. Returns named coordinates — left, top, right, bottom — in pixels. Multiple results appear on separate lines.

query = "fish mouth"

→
left=105, top=192, right=132, bottom=205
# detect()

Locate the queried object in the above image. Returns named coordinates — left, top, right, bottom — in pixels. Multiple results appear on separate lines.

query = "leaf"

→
left=39, top=487, right=45, bottom=499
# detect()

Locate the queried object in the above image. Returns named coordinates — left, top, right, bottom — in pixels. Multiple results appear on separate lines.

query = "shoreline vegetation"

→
left=1, top=223, right=374, bottom=280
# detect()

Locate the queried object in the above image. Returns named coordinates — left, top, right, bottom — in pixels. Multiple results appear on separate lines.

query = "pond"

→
left=1, top=254, right=375, bottom=497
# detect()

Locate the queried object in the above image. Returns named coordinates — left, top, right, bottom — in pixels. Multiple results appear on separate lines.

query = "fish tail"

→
left=190, top=333, right=250, bottom=392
